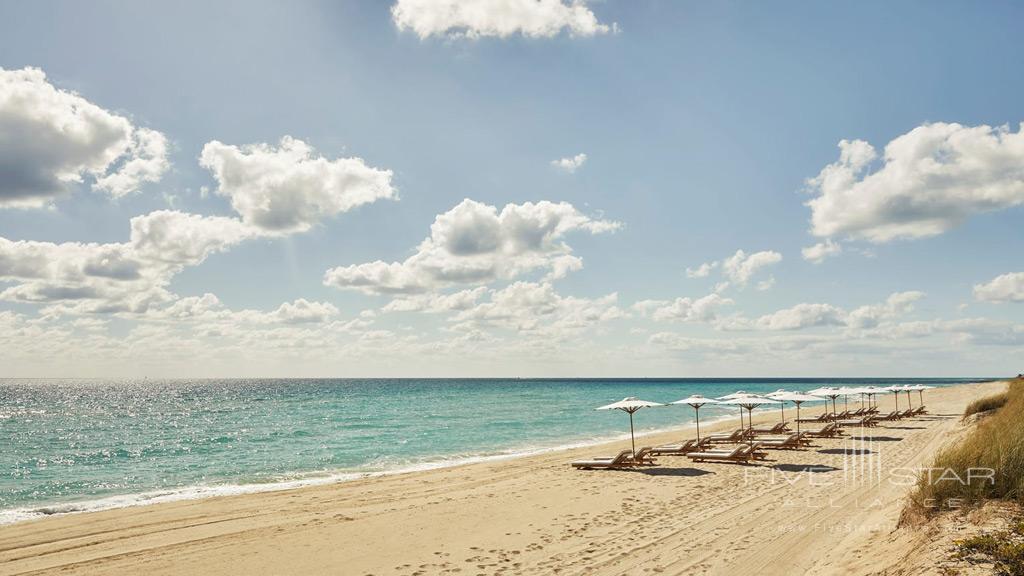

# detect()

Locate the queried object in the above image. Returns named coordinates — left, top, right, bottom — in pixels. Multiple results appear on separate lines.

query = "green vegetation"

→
left=964, top=392, right=1009, bottom=419
left=953, top=518, right=1024, bottom=576
left=913, top=380, right=1024, bottom=511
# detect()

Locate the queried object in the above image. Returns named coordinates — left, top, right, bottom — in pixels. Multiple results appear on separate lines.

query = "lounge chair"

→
left=836, top=417, right=877, bottom=427
left=756, top=433, right=806, bottom=450
left=898, top=408, right=915, bottom=418
left=705, top=429, right=745, bottom=443
left=875, top=410, right=901, bottom=421
left=750, top=422, right=789, bottom=434
left=796, top=413, right=832, bottom=423
left=650, top=438, right=708, bottom=455
left=571, top=450, right=635, bottom=469
left=913, top=406, right=928, bottom=415
left=687, top=442, right=765, bottom=465
left=803, top=422, right=841, bottom=438
left=630, top=446, right=658, bottom=466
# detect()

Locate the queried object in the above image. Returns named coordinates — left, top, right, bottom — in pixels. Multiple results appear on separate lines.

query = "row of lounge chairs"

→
left=570, top=407, right=924, bottom=470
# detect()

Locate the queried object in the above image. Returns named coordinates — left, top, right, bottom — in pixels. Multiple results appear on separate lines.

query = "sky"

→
left=0, top=0, right=1022, bottom=378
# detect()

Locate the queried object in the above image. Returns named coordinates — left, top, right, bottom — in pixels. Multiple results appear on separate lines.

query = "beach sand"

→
left=0, top=380, right=1006, bottom=576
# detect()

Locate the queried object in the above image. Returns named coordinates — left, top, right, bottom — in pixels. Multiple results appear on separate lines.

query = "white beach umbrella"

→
left=906, top=384, right=934, bottom=406
left=835, top=386, right=866, bottom=413
left=765, top=389, right=794, bottom=422
left=670, top=394, right=721, bottom=443
left=717, top=391, right=754, bottom=429
left=857, top=386, right=886, bottom=410
left=771, top=392, right=826, bottom=434
left=807, top=387, right=842, bottom=419
left=719, top=395, right=781, bottom=435
left=596, top=397, right=663, bottom=457
left=886, top=385, right=909, bottom=411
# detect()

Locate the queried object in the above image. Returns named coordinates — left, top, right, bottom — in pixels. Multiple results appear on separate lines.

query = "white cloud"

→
left=449, top=281, right=624, bottom=337
left=756, top=303, right=847, bottom=330
left=846, top=291, right=925, bottom=329
left=391, top=0, right=613, bottom=39
left=0, top=67, right=169, bottom=208
left=801, top=239, right=842, bottom=263
left=551, top=153, right=587, bottom=173
left=721, top=249, right=782, bottom=287
left=129, top=210, right=254, bottom=267
left=806, top=122, right=1024, bottom=243
left=634, top=293, right=734, bottom=323
left=974, top=272, right=1024, bottom=303
left=271, top=299, right=339, bottom=324
left=685, top=261, right=716, bottom=278
left=324, top=198, right=620, bottom=294
left=713, top=291, right=926, bottom=332
left=382, top=287, right=488, bottom=313
left=0, top=210, right=256, bottom=315
left=199, top=136, right=395, bottom=234
left=685, top=249, right=781, bottom=289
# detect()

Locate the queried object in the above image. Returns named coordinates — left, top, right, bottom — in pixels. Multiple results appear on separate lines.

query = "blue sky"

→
left=0, top=0, right=1022, bottom=377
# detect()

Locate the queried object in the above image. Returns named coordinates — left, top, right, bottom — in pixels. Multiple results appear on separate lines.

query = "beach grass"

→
left=912, top=379, right=1024, bottom=511
left=953, top=517, right=1024, bottom=576
left=964, top=392, right=1010, bottom=419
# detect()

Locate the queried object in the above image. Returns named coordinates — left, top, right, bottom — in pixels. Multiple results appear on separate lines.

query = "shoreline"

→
left=0, top=379, right=1006, bottom=576
left=0, top=411, right=747, bottom=527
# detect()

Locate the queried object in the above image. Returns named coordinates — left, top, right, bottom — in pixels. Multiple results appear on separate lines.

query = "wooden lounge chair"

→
left=796, top=413, right=832, bottom=423
left=756, top=433, right=806, bottom=450
left=875, top=411, right=901, bottom=421
left=913, top=406, right=928, bottom=415
left=687, top=442, right=765, bottom=464
left=571, top=450, right=635, bottom=469
left=803, top=422, right=841, bottom=438
left=750, top=422, right=789, bottom=434
left=650, top=438, right=708, bottom=455
left=898, top=408, right=915, bottom=418
left=705, top=429, right=745, bottom=443
left=630, top=447, right=658, bottom=466
left=836, top=417, right=877, bottom=427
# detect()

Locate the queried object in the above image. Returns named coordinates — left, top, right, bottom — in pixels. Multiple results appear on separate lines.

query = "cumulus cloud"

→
left=391, top=0, right=612, bottom=39
left=0, top=210, right=256, bottom=315
left=801, top=239, right=842, bottom=264
left=449, top=281, right=624, bottom=337
left=685, top=262, right=716, bottom=278
left=722, top=249, right=782, bottom=286
left=382, top=287, right=488, bottom=313
left=634, top=293, right=734, bottom=323
left=806, top=122, right=1024, bottom=243
left=685, top=249, right=782, bottom=290
left=0, top=67, right=169, bottom=207
left=200, top=136, right=395, bottom=234
left=846, top=291, right=925, bottom=329
left=324, top=198, right=620, bottom=294
left=974, top=272, right=1024, bottom=303
left=551, top=153, right=587, bottom=173
left=755, top=303, right=847, bottom=331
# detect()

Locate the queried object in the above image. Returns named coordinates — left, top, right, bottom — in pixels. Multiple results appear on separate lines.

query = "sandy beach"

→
left=0, top=380, right=1005, bottom=576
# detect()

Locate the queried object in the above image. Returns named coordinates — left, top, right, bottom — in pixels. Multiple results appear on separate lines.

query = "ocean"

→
left=0, top=377, right=987, bottom=524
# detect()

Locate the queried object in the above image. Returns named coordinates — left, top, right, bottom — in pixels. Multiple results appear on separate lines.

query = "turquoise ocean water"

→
left=0, top=377, right=989, bottom=524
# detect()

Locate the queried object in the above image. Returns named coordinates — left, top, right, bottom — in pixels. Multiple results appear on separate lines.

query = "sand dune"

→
left=0, top=380, right=1004, bottom=576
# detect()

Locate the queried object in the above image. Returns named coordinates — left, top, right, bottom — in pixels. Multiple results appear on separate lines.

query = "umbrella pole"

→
left=629, top=411, right=636, bottom=458
left=795, top=402, right=801, bottom=435
left=694, top=406, right=701, bottom=443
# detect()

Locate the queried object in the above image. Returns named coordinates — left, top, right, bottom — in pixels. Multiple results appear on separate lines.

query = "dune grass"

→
left=964, top=392, right=1010, bottom=419
left=953, top=518, right=1024, bottom=576
left=913, top=380, right=1024, bottom=511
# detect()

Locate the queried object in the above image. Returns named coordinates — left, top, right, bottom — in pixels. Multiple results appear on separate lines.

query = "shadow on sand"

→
left=848, top=435, right=903, bottom=442
left=633, top=467, right=715, bottom=477
left=818, top=448, right=874, bottom=455
left=772, top=463, right=839, bottom=473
